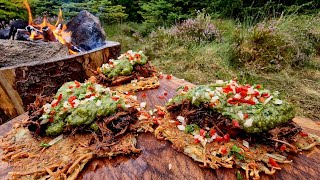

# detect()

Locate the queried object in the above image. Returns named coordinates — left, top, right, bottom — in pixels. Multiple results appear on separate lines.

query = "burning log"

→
left=0, top=41, right=120, bottom=123
left=42, top=26, right=56, bottom=42
left=8, top=19, right=28, bottom=40
left=0, top=29, right=10, bottom=39
left=15, top=29, right=30, bottom=41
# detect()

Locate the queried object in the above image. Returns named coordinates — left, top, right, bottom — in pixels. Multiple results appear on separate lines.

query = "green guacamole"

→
left=40, top=81, right=127, bottom=136
left=99, top=50, right=148, bottom=79
left=167, top=81, right=295, bottom=133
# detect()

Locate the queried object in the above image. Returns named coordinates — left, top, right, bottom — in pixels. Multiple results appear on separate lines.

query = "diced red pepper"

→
left=141, top=93, right=147, bottom=98
left=166, top=74, right=172, bottom=80
left=129, top=56, right=134, bottom=60
left=199, top=129, right=205, bottom=137
left=49, top=118, right=54, bottom=123
left=259, top=97, right=265, bottom=103
left=256, top=84, right=262, bottom=89
left=232, top=120, right=240, bottom=128
left=68, top=85, right=74, bottom=89
left=220, top=147, right=228, bottom=155
left=244, top=113, right=249, bottom=119
left=183, top=86, right=189, bottom=92
left=240, top=90, right=247, bottom=97
left=158, top=95, right=165, bottom=99
left=247, top=99, right=256, bottom=105
left=194, top=138, right=200, bottom=144
left=117, top=104, right=123, bottom=108
left=209, top=128, right=216, bottom=136
left=134, top=53, right=141, bottom=58
left=74, top=81, right=81, bottom=88
left=300, top=132, right=308, bottom=137
left=215, top=136, right=224, bottom=142
left=253, top=91, right=260, bottom=97
left=269, top=157, right=280, bottom=168
left=88, top=86, right=95, bottom=91
left=223, top=134, right=230, bottom=142
left=159, top=75, right=164, bottom=79
left=223, top=85, right=233, bottom=94
left=280, top=144, right=286, bottom=151
left=112, top=96, right=119, bottom=101
left=157, top=110, right=165, bottom=117
left=50, top=110, right=56, bottom=115
left=68, top=96, right=77, bottom=107
left=52, top=94, right=63, bottom=107
left=209, top=102, right=215, bottom=107
left=261, top=93, right=269, bottom=97
left=174, top=121, right=180, bottom=125
left=164, top=91, right=168, bottom=96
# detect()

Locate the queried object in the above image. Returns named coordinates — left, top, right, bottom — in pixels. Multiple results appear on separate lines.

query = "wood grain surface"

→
left=0, top=76, right=319, bottom=180
left=0, top=41, right=120, bottom=123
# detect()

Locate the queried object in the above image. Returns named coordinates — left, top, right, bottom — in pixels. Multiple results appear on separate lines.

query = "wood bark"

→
left=0, top=41, right=120, bottom=123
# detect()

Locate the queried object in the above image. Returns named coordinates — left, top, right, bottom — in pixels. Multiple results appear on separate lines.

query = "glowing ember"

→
left=23, top=0, right=79, bottom=55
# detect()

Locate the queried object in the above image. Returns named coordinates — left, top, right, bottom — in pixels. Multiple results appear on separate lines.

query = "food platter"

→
left=1, top=76, right=319, bottom=180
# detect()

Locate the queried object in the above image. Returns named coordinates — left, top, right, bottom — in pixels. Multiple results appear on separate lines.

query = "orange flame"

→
left=23, top=0, right=77, bottom=55
left=23, top=0, right=33, bottom=25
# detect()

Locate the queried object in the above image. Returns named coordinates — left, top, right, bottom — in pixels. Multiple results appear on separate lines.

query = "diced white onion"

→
left=274, top=99, right=283, bottom=105
left=131, top=95, right=138, bottom=101
left=242, top=140, right=249, bottom=149
left=264, top=95, right=273, bottom=105
left=215, top=80, right=224, bottom=84
left=247, top=87, right=255, bottom=95
left=48, top=134, right=63, bottom=146
left=243, top=118, right=254, bottom=127
left=177, top=125, right=185, bottom=131
left=140, top=102, right=147, bottom=109
left=234, top=93, right=241, bottom=99
left=168, top=164, right=172, bottom=170
left=237, top=111, right=244, bottom=120
left=138, top=115, right=148, bottom=120
left=96, top=100, right=102, bottom=107
left=177, top=116, right=185, bottom=124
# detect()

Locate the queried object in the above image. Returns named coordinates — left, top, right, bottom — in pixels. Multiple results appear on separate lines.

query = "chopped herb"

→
left=184, top=124, right=200, bottom=134
left=176, top=85, right=184, bottom=92
left=230, top=145, right=245, bottom=160
left=40, top=143, right=51, bottom=148
left=236, top=171, right=243, bottom=180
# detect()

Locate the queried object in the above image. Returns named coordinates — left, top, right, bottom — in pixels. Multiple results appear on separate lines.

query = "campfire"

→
left=23, top=0, right=80, bottom=54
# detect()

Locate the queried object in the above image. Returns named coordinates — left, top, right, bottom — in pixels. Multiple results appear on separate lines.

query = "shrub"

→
left=168, top=13, right=219, bottom=44
left=232, top=19, right=315, bottom=72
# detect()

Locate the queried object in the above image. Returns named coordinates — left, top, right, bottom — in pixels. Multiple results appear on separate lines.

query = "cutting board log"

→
left=0, top=76, right=319, bottom=180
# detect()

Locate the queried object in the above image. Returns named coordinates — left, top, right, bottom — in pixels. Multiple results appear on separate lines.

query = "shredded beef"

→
left=167, top=100, right=302, bottom=149
left=95, top=62, right=157, bottom=86
left=26, top=96, right=139, bottom=145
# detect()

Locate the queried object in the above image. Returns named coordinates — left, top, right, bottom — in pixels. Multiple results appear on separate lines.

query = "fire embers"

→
left=22, top=1, right=81, bottom=55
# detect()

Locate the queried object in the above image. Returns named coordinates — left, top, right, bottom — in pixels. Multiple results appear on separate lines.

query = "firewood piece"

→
left=8, top=19, right=28, bottom=40
left=15, top=29, right=30, bottom=41
left=42, top=26, right=56, bottom=42
left=67, top=10, right=106, bottom=51
left=0, top=28, right=10, bottom=39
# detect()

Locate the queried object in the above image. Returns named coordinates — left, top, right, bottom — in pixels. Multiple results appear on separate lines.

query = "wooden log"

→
left=0, top=41, right=120, bottom=123
left=0, top=76, right=319, bottom=179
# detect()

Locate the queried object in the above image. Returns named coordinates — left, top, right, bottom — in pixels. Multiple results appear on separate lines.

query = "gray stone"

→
left=67, top=10, right=106, bottom=51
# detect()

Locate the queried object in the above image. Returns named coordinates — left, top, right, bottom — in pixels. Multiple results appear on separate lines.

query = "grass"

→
left=104, top=14, right=320, bottom=121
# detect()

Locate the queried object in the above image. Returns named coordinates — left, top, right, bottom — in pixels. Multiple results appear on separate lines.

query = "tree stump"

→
left=0, top=41, right=120, bottom=123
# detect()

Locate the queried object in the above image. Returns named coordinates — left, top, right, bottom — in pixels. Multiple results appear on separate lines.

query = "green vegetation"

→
left=105, top=13, right=320, bottom=120
left=1, top=0, right=319, bottom=120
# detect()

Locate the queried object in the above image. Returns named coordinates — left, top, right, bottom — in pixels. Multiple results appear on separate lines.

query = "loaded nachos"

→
left=0, top=77, right=153, bottom=179
left=155, top=80, right=320, bottom=179
left=95, top=50, right=160, bottom=92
